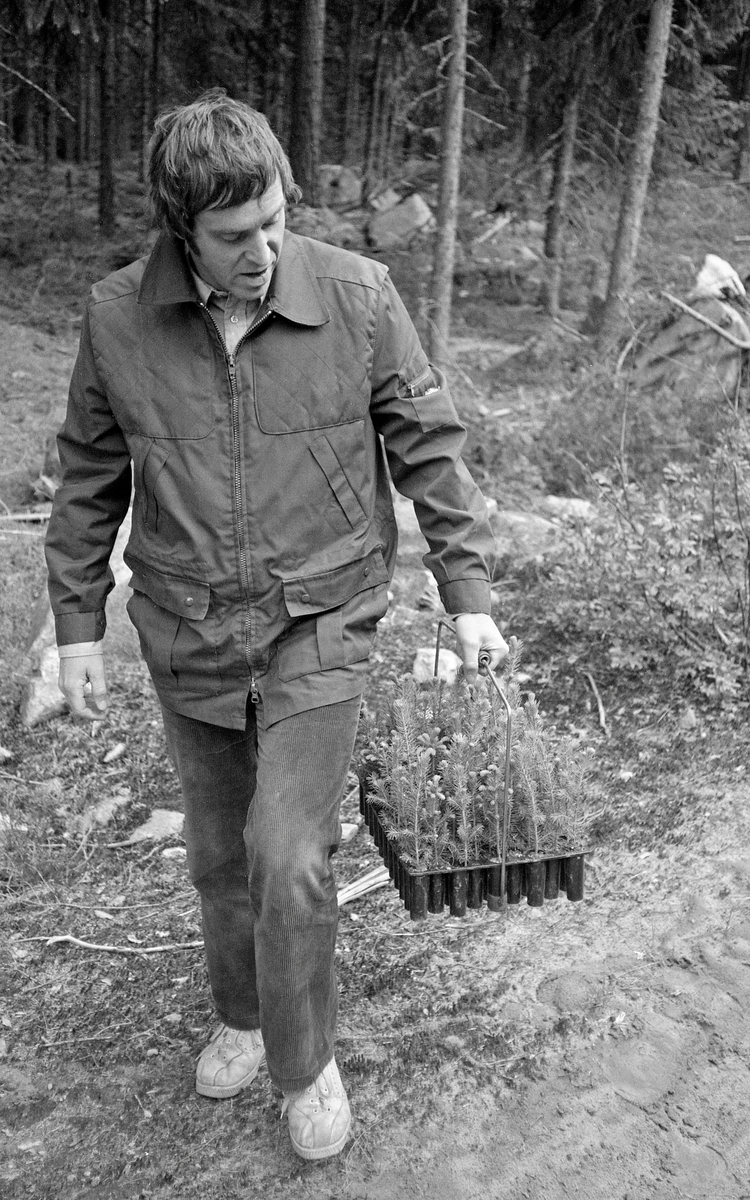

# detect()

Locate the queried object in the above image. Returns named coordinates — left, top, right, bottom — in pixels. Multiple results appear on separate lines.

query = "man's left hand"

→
left=453, top=613, right=509, bottom=684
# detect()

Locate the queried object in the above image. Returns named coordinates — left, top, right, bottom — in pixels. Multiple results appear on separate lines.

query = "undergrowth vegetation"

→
left=530, top=411, right=750, bottom=710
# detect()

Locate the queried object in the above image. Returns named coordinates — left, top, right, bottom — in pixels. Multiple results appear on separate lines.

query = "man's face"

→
left=191, top=176, right=285, bottom=302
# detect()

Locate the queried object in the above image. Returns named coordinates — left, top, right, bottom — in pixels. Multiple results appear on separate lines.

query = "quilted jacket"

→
left=45, top=229, right=495, bottom=728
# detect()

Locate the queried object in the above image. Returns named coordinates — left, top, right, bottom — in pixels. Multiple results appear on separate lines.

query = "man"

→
left=45, top=90, right=507, bottom=1161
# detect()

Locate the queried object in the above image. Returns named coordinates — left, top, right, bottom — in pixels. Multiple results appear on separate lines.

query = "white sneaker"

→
left=282, top=1057, right=352, bottom=1161
left=196, top=1024, right=265, bottom=1099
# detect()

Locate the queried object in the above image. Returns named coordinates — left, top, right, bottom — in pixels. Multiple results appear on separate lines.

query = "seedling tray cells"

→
left=359, top=781, right=589, bottom=921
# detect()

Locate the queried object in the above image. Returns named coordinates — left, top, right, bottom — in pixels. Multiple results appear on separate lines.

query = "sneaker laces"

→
left=282, top=1065, right=337, bottom=1117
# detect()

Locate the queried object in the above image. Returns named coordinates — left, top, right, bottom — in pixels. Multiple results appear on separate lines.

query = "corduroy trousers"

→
left=160, top=694, right=362, bottom=1094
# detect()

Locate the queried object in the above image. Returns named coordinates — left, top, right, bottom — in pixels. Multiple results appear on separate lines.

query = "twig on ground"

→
left=29, top=934, right=205, bottom=956
left=582, top=671, right=609, bottom=738
left=338, top=866, right=390, bottom=906
left=552, top=317, right=586, bottom=341
left=0, top=512, right=51, bottom=522
left=0, top=768, right=49, bottom=785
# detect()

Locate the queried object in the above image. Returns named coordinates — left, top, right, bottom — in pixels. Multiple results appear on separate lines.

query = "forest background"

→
left=4, top=2, right=750, bottom=1198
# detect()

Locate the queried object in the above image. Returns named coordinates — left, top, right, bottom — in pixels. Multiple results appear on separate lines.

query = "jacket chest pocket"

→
left=251, top=325, right=369, bottom=433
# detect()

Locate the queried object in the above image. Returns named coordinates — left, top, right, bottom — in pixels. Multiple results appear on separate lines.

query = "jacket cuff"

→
left=438, top=579, right=493, bottom=615
left=55, top=611, right=107, bottom=646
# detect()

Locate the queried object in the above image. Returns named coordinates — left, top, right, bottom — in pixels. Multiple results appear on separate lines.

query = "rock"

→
left=287, top=203, right=362, bottom=247
left=317, top=165, right=362, bottom=208
left=491, top=509, right=564, bottom=576
left=0, top=814, right=29, bottom=847
left=631, top=296, right=750, bottom=404
left=412, top=646, right=461, bottom=685
left=19, top=641, right=65, bottom=728
left=20, top=507, right=141, bottom=727
left=108, top=808, right=184, bottom=847
left=368, top=186, right=401, bottom=213
left=416, top=572, right=441, bottom=611
left=368, top=193, right=435, bottom=249
left=392, top=492, right=430, bottom=560
left=79, top=787, right=132, bottom=834
left=542, top=495, right=597, bottom=522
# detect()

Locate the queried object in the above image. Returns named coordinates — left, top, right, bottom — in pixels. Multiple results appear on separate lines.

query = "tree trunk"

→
left=514, top=49, right=532, bottom=157
left=98, top=0, right=117, bottom=236
left=596, top=0, right=673, bottom=349
left=260, top=0, right=289, bottom=136
left=288, top=0, right=326, bottom=204
left=342, top=0, right=363, bottom=165
left=43, top=38, right=58, bottom=166
left=735, top=31, right=750, bottom=183
left=363, top=32, right=387, bottom=195
left=140, top=0, right=154, bottom=176
left=543, top=84, right=582, bottom=318
left=428, top=0, right=469, bottom=365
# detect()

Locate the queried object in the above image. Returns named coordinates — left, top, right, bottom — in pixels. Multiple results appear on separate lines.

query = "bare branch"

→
left=0, top=60, right=76, bottom=122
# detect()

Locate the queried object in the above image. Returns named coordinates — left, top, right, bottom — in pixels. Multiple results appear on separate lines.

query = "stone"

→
left=541, top=495, right=597, bottom=521
left=20, top=508, right=141, bottom=727
left=416, top=572, right=441, bottom=611
left=287, top=203, right=362, bottom=247
left=317, top=165, right=363, bottom=208
left=412, top=646, right=461, bottom=685
left=78, top=787, right=132, bottom=834
left=490, top=509, right=564, bottom=577
left=109, top=808, right=184, bottom=847
left=368, top=193, right=435, bottom=249
left=368, top=186, right=401, bottom=213
left=631, top=296, right=750, bottom=404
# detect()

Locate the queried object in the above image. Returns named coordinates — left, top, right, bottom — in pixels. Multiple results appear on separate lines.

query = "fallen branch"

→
left=31, top=934, right=204, bottom=956
left=661, top=291, right=750, bottom=350
left=582, top=671, right=609, bottom=738
left=337, top=866, right=390, bottom=905
left=0, top=511, right=51, bottom=522
left=0, top=767, right=49, bottom=785
left=27, top=870, right=392, bottom=957
left=473, top=211, right=514, bottom=246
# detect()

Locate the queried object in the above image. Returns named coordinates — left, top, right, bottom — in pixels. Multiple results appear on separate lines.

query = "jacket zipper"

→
left=200, top=302, right=260, bottom=703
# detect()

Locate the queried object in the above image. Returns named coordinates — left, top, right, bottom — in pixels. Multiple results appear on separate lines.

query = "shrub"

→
left=540, top=422, right=750, bottom=702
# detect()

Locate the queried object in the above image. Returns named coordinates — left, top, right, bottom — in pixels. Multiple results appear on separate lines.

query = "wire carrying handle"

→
left=433, top=619, right=513, bottom=908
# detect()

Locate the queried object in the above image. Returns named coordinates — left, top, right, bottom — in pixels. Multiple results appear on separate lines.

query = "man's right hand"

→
left=57, top=643, right=109, bottom=720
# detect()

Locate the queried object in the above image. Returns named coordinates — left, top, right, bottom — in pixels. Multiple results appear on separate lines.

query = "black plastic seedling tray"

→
left=359, top=783, right=589, bottom=922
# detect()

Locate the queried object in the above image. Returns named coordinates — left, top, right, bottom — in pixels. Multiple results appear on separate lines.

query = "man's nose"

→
left=242, top=231, right=271, bottom=265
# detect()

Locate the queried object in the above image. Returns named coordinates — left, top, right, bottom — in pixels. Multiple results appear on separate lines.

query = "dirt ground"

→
left=2, top=305, right=750, bottom=1199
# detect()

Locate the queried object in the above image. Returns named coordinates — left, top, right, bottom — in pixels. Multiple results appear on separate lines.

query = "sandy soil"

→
left=347, top=796, right=750, bottom=1200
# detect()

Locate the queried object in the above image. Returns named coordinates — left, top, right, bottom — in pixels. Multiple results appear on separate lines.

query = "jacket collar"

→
left=137, top=229, right=329, bottom=328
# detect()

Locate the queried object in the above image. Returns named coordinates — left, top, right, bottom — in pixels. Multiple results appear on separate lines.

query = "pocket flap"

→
left=282, top=548, right=389, bottom=617
left=128, top=559, right=210, bottom=620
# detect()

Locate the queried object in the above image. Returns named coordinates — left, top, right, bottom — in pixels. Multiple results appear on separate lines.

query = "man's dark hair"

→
left=147, top=88, right=301, bottom=247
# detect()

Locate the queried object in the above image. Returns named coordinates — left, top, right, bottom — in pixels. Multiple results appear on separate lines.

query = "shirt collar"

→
left=190, top=269, right=221, bottom=307
left=138, top=230, right=330, bottom=329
